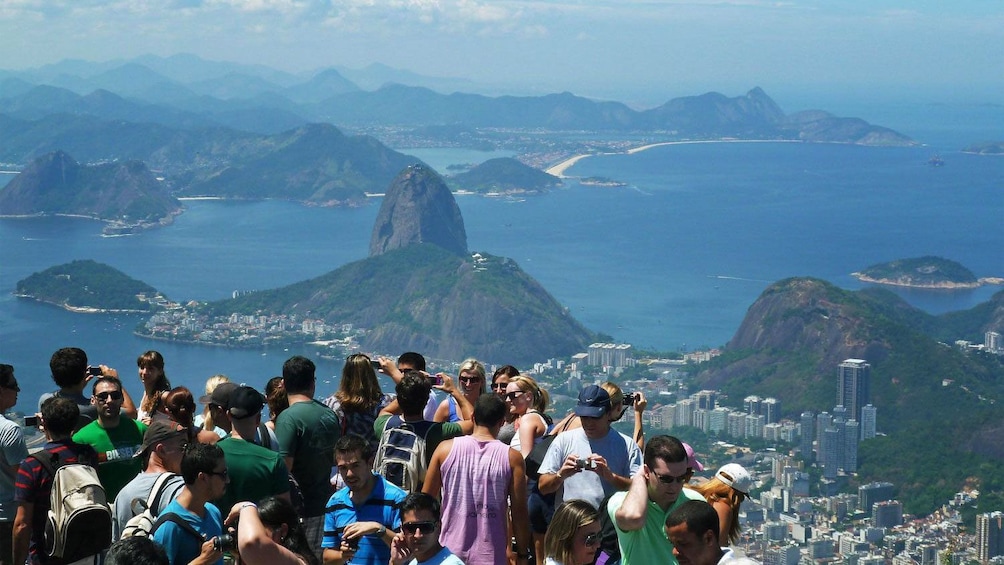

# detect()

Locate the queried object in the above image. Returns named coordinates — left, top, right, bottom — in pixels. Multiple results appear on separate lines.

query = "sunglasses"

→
left=459, top=376, right=482, bottom=385
left=401, top=521, right=436, bottom=535
left=584, top=532, right=601, bottom=547
left=505, top=391, right=526, bottom=401
left=653, top=470, right=693, bottom=485
left=206, top=469, right=229, bottom=479
left=94, top=391, right=124, bottom=402
left=491, top=383, right=508, bottom=391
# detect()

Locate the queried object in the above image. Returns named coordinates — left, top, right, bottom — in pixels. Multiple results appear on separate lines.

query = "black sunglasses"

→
left=653, top=470, right=693, bottom=485
left=95, top=391, right=124, bottom=402
left=401, top=521, right=436, bottom=535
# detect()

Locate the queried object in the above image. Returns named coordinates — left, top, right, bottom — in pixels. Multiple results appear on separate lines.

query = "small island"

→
left=579, top=176, right=627, bottom=187
left=962, top=141, right=1004, bottom=156
left=15, top=260, right=171, bottom=313
left=852, top=256, right=1004, bottom=289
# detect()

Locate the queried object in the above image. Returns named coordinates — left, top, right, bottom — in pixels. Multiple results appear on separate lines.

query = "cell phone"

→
left=25, top=415, right=39, bottom=427
left=371, top=360, right=381, bottom=372
left=623, top=393, right=636, bottom=406
left=345, top=537, right=359, bottom=550
left=87, top=366, right=103, bottom=377
left=423, top=372, right=444, bottom=386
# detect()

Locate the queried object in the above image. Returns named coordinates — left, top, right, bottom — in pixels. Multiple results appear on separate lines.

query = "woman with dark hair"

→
left=225, top=496, right=318, bottom=565
left=323, top=353, right=393, bottom=449
left=163, top=386, right=198, bottom=441
left=264, top=376, right=288, bottom=433
left=136, top=351, right=172, bottom=425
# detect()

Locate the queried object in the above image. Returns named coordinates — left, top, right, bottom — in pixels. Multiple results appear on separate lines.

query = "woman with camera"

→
left=224, top=496, right=318, bottom=565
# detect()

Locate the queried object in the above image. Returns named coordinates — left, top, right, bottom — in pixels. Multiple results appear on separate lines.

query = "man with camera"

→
left=537, top=385, right=642, bottom=509
left=151, top=443, right=228, bottom=565
left=40, top=347, right=137, bottom=431
left=322, top=434, right=406, bottom=565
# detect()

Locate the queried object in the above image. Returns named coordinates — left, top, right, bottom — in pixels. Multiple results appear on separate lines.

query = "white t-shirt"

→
left=537, top=427, right=642, bottom=508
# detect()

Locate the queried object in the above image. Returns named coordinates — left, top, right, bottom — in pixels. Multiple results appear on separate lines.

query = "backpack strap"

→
left=257, top=423, right=272, bottom=450
left=145, top=472, right=179, bottom=515
left=150, top=512, right=205, bottom=541
left=29, top=451, right=58, bottom=477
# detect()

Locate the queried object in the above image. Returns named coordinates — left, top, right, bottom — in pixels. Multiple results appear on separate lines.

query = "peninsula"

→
left=851, top=256, right=1004, bottom=289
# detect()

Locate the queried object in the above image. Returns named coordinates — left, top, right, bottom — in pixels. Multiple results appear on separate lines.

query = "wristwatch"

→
left=376, top=524, right=386, bottom=537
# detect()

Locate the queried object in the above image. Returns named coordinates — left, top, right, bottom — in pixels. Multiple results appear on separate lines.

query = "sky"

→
left=0, top=0, right=1002, bottom=107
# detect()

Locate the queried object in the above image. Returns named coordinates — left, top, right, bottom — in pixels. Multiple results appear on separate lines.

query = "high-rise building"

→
left=763, top=397, right=781, bottom=424
left=860, top=404, right=877, bottom=440
left=693, top=390, right=717, bottom=410
left=872, top=500, right=903, bottom=528
left=844, top=419, right=859, bottom=471
left=838, top=359, right=870, bottom=421
left=859, top=482, right=895, bottom=512
left=986, top=331, right=1002, bottom=354
left=744, top=395, right=762, bottom=415
left=977, top=511, right=1004, bottom=563
left=800, top=411, right=815, bottom=461
left=587, top=343, right=633, bottom=368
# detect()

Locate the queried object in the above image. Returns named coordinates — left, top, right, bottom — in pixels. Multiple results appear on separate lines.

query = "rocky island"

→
left=15, top=259, right=170, bottom=312
left=962, top=141, right=1004, bottom=155
left=852, top=256, right=1004, bottom=289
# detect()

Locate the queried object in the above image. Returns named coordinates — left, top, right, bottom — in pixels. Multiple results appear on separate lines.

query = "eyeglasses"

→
left=505, top=391, right=525, bottom=401
left=401, top=521, right=436, bottom=535
left=584, top=532, right=601, bottom=547
left=94, top=391, right=124, bottom=402
left=206, top=469, right=229, bottom=479
left=653, top=470, right=693, bottom=485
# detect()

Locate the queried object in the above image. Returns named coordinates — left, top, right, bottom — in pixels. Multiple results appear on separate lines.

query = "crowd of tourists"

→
left=0, top=347, right=758, bottom=565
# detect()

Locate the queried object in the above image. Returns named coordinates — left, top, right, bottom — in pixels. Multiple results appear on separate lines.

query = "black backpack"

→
left=594, top=493, right=621, bottom=565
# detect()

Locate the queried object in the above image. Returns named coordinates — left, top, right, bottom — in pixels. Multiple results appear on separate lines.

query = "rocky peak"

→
left=369, top=164, right=468, bottom=257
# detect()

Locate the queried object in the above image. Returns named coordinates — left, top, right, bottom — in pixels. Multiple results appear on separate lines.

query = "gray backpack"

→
left=120, top=472, right=179, bottom=539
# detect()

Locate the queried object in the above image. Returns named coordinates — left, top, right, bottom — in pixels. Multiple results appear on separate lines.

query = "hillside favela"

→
left=1, top=3, right=1003, bottom=565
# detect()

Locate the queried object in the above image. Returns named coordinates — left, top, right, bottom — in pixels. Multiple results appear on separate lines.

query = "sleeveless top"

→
left=509, top=411, right=548, bottom=454
left=497, top=421, right=516, bottom=445
left=439, top=436, right=512, bottom=565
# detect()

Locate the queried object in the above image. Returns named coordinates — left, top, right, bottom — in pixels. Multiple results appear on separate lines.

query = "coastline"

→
left=14, top=294, right=152, bottom=314
left=545, top=138, right=804, bottom=178
left=851, top=274, right=1004, bottom=289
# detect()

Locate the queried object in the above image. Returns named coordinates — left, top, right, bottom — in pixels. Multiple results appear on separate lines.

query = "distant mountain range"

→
left=697, top=277, right=1004, bottom=514
left=0, top=54, right=916, bottom=221
left=0, top=54, right=915, bottom=141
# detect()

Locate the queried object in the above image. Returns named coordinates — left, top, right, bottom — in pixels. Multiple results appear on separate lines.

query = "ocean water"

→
left=1, top=120, right=1002, bottom=407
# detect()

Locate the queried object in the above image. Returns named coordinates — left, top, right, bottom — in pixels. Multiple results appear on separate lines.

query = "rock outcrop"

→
left=369, top=164, right=468, bottom=257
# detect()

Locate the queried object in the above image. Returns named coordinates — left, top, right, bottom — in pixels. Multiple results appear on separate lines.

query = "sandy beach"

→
left=547, top=138, right=803, bottom=178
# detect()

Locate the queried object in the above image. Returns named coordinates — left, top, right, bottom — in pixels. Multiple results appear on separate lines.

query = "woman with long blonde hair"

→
left=433, top=358, right=484, bottom=423
left=685, top=463, right=753, bottom=545
left=505, top=375, right=550, bottom=457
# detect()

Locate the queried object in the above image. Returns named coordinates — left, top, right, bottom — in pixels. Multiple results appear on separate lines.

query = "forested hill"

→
left=696, top=277, right=1004, bottom=514
left=205, top=243, right=594, bottom=365
left=15, top=259, right=164, bottom=312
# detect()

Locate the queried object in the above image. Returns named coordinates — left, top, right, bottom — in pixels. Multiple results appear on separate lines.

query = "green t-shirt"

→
left=372, top=415, right=464, bottom=465
left=275, top=399, right=340, bottom=516
left=216, top=437, right=290, bottom=512
left=71, top=418, right=147, bottom=500
left=608, top=487, right=707, bottom=565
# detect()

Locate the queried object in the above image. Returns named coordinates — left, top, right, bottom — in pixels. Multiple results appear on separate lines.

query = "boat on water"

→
left=928, top=154, right=945, bottom=167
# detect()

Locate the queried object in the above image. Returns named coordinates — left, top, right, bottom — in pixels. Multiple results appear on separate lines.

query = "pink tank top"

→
left=439, top=436, right=513, bottom=565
